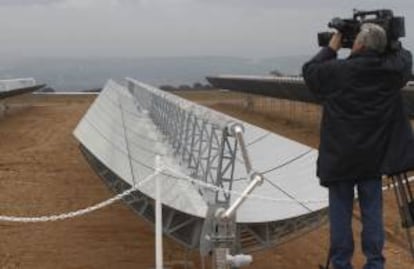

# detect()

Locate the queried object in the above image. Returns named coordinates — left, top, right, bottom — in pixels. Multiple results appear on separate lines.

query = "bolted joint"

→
left=214, top=207, right=228, bottom=221
left=249, top=172, right=265, bottom=185
left=228, top=123, right=245, bottom=136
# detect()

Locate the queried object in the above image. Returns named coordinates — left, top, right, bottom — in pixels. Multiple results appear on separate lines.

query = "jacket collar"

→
left=348, top=49, right=381, bottom=59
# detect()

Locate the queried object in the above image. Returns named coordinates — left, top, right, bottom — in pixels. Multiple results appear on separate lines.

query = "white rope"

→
left=163, top=165, right=330, bottom=205
left=163, top=166, right=414, bottom=205
left=1, top=162, right=412, bottom=223
left=0, top=169, right=161, bottom=223
left=166, top=170, right=411, bottom=206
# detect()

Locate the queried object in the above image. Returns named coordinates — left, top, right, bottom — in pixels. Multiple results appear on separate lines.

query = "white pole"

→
left=155, top=156, right=163, bottom=269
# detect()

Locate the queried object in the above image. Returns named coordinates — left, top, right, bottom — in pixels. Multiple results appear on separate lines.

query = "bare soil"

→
left=0, top=91, right=412, bottom=269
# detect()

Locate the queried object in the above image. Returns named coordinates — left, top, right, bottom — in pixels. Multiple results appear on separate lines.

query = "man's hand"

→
left=329, top=33, right=342, bottom=52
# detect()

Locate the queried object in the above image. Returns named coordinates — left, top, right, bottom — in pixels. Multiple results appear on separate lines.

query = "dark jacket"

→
left=303, top=46, right=414, bottom=187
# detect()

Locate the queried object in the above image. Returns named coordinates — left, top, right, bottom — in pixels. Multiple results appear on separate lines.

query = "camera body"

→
left=318, top=9, right=405, bottom=51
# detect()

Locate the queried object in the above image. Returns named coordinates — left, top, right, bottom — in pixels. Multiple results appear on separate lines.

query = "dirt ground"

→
left=0, top=91, right=412, bottom=269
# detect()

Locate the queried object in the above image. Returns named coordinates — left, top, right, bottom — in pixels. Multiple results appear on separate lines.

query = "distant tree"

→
left=160, top=83, right=214, bottom=91
left=192, top=82, right=203, bottom=89
left=38, top=86, right=55, bottom=93
left=202, top=83, right=214, bottom=90
left=159, top=85, right=176, bottom=91
left=178, top=85, right=192, bottom=91
left=83, top=88, right=102, bottom=93
left=269, top=69, right=284, bottom=76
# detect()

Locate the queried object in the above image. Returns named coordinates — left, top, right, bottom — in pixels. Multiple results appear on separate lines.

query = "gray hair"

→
left=355, top=23, right=387, bottom=53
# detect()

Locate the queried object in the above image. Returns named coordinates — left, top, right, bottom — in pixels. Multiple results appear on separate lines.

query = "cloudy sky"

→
left=0, top=0, right=413, bottom=59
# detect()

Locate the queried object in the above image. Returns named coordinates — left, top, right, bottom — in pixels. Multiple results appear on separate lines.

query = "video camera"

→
left=318, top=9, right=405, bottom=51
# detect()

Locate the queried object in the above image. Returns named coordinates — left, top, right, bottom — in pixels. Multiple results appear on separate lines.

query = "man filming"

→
left=303, top=22, right=414, bottom=269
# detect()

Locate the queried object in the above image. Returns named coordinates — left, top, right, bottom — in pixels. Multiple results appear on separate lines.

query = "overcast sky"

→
left=0, top=0, right=413, bottom=59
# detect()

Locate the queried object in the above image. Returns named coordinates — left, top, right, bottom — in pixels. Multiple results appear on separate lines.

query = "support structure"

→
left=209, top=125, right=264, bottom=269
left=390, top=174, right=414, bottom=257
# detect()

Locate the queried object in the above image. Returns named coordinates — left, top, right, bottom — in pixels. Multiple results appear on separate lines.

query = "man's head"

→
left=352, top=23, right=387, bottom=54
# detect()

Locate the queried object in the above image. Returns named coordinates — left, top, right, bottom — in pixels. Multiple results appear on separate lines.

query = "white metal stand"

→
left=210, top=124, right=264, bottom=269
left=155, top=155, right=164, bottom=269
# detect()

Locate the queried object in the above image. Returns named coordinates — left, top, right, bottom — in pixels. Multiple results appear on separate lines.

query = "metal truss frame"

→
left=127, top=80, right=238, bottom=206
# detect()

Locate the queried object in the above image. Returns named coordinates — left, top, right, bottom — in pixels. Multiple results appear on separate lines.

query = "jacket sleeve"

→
left=383, top=46, right=413, bottom=89
left=302, top=47, right=344, bottom=100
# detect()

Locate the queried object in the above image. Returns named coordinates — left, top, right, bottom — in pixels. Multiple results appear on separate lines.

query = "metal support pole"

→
left=221, top=173, right=264, bottom=220
left=155, top=155, right=164, bottom=269
left=390, top=174, right=414, bottom=258
left=230, top=124, right=252, bottom=174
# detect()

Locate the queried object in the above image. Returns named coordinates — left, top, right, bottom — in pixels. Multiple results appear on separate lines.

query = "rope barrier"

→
left=1, top=162, right=412, bottom=223
left=0, top=169, right=161, bottom=223
left=163, top=165, right=329, bottom=205
left=162, top=165, right=414, bottom=205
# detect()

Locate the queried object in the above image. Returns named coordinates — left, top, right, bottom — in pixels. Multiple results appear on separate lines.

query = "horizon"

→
left=0, top=55, right=309, bottom=90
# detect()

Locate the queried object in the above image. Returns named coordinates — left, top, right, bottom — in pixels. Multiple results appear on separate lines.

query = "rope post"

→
left=155, top=155, right=164, bottom=269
